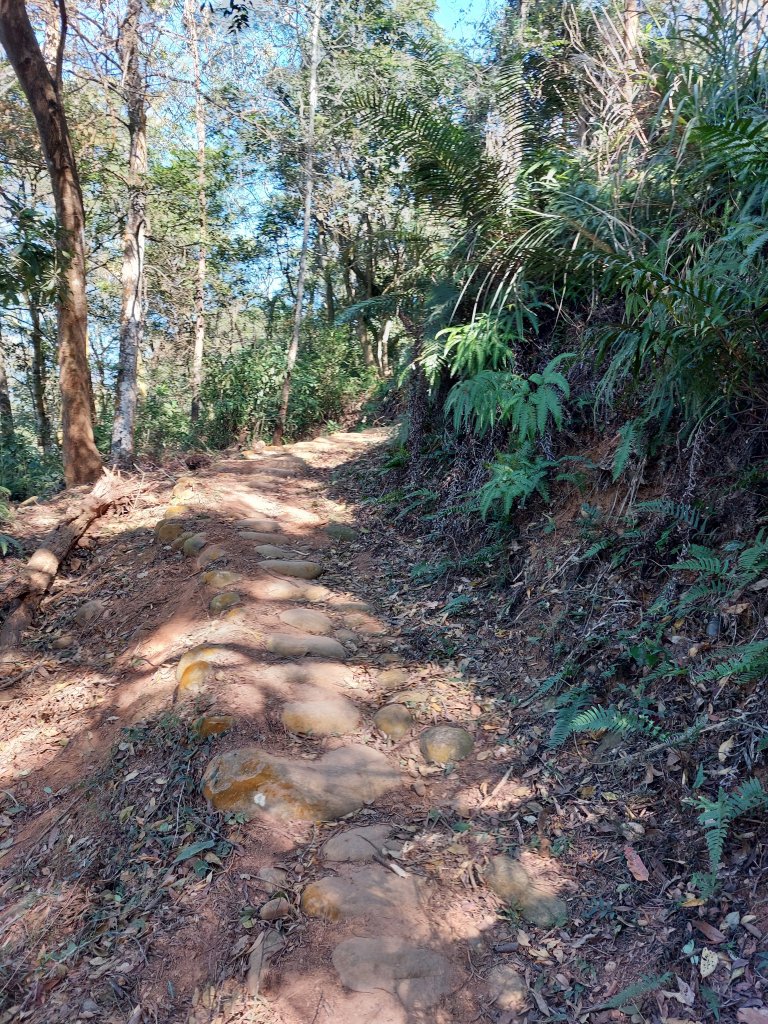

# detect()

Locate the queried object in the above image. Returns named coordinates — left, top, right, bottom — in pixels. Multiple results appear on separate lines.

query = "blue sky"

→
left=434, top=0, right=499, bottom=42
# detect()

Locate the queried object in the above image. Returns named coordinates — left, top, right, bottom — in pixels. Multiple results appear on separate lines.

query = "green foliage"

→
left=0, top=428, right=62, bottom=500
left=477, top=445, right=553, bottom=519
left=445, top=354, right=572, bottom=439
left=688, top=779, right=768, bottom=895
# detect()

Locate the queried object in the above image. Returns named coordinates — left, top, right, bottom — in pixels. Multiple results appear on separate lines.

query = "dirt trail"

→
left=0, top=431, right=571, bottom=1024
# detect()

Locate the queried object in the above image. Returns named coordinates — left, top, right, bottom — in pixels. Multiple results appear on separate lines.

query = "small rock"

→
left=176, top=644, right=227, bottom=681
left=344, top=612, right=386, bottom=634
left=182, top=533, right=208, bottom=557
left=177, top=661, right=211, bottom=695
left=334, top=628, right=357, bottom=643
left=202, top=569, right=242, bottom=589
left=165, top=503, right=190, bottom=518
left=258, top=559, right=323, bottom=579
left=322, top=824, right=394, bottom=862
left=254, top=544, right=297, bottom=559
left=257, top=866, right=288, bottom=890
left=195, top=714, right=233, bottom=738
left=483, top=855, right=568, bottom=927
left=378, top=653, right=403, bottom=665
left=486, top=964, right=528, bottom=1012
left=51, top=633, right=74, bottom=650
left=267, top=633, right=347, bottom=660
left=210, top=591, right=241, bottom=614
left=378, top=668, right=409, bottom=692
left=326, top=523, right=358, bottom=541
left=281, top=696, right=360, bottom=736
left=278, top=608, right=332, bottom=634
left=197, top=544, right=227, bottom=568
left=154, top=520, right=186, bottom=543
left=332, top=937, right=456, bottom=1011
left=259, top=897, right=291, bottom=922
left=246, top=578, right=330, bottom=602
left=74, top=600, right=104, bottom=626
left=171, top=530, right=195, bottom=550
left=238, top=531, right=289, bottom=545
left=419, top=725, right=474, bottom=764
left=237, top=518, right=281, bottom=533
left=374, top=704, right=414, bottom=739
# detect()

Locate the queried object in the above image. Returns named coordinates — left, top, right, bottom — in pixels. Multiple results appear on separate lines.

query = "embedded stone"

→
left=177, top=661, right=211, bottom=695
left=210, top=591, right=241, bottom=614
left=74, top=600, right=104, bottom=625
left=278, top=608, right=332, bottom=634
left=195, top=714, right=233, bottom=738
left=378, top=668, right=409, bottom=691
left=182, top=533, right=208, bottom=557
left=258, top=559, right=323, bottom=579
left=202, top=569, right=243, bottom=589
left=332, top=937, right=456, bottom=1011
left=165, top=503, right=190, bottom=518
left=326, top=523, right=358, bottom=541
left=237, top=518, right=281, bottom=532
left=322, top=824, right=394, bottom=863
left=267, top=633, right=346, bottom=660
left=344, top=612, right=387, bottom=635
left=197, top=544, right=227, bottom=568
left=254, top=544, right=297, bottom=559
left=154, top=520, right=186, bottom=543
left=419, top=726, right=474, bottom=764
left=257, top=867, right=288, bottom=890
left=374, top=704, right=414, bottom=739
left=483, top=856, right=568, bottom=928
left=301, top=866, right=421, bottom=924
left=176, top=644, right=227, bottom=681
left=281, top=696, right=360, bottom=736
left=260, top=897, right=291, bottom=922
left=486, top=965, right=528, bottom=1012
left=171, top=530, right=195, bottom=550
left=246, top=578, right=330, bottom=603
left=393, top=688, right=432, bottom=707
left=203, top=744, right=401, bottom=821
left=239, top=531, right=291, bottom=545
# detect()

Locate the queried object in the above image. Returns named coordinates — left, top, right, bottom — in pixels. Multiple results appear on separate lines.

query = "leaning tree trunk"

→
left=184, top=0, right=207, bottom=424
left=111, top=0, right=147, bottom=467
left=0, top=0, right=103, bottom=486
left=272, top=0, right=321, bottom=445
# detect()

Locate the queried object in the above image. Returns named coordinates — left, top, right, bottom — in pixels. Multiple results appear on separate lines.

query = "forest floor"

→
left=0, top=429, right=766, bottom=1024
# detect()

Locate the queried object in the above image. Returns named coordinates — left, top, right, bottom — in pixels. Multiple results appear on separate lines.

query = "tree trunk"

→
left=377, top=318, right=392, bottom=377
left=0, top=0, right=103, bottom=486
left=111, top=0, right=147, bottom=467
left=184, top=0, right=207, bottom=423
left=272, top=0, right=321, bottom=445
left=28, top=293, right=51, bottom=450
left=0, top=326, right=15, bottom=450
left=622, top=0, right=639, bottom=110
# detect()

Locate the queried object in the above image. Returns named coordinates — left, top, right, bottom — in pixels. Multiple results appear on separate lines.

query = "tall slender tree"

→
left=111, top=0, right=148, bottom=466
left=272, top=0, right=321, bottom=444
left=184, top=0, right=207, bottom=423
left=0, top=0, right=103, bottom=485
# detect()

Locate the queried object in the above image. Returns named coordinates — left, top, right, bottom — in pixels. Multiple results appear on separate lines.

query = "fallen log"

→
left=0, top=470, right=133, bottom=682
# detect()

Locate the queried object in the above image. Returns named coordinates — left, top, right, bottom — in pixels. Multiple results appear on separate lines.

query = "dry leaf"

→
left=692, top=920, right=726, bottom=944
left=700, top=947, right=718, bottom=978
left=737, top=1010, right=768, bottom=1024
left=718, top=737, right=735, bottom=762
left=623, top=845, right=649, bottom=881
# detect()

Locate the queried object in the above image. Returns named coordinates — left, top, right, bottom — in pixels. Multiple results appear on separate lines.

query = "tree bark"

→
left=27, top=293, right=51, bottom=449
left=0, top=325, right=15, bottom=450
left=184, top=0, right=207, bottom=423
left=0, top=0, right=103, bottom=486
left=111, top=0, right=147, bottom=467
left=272, top=0, right=321, bottom=445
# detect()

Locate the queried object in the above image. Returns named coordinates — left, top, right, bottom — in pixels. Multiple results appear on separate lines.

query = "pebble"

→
left=483, top=855, right=568, bottom=927
left=374, top=704, right=414, bottom=739
left=326, top=523, right=358, bottom=541
left=419, top=725, right=474, bottom=764
left=177, top=661, right=211, bottom=695
left=202, top=570, right=242, bottom=588
left=259, top=897, right=292, bottom=922
left=176, top=644, right=227, bottom=681
left=210, top=591, right=241, bottom=614
left=258, top=559, right=323, bottom=579
left=486, top=964, right=528, bottom=1012
left=195, top=714, right=233, bottom=738
left=74, top=600, right=104, bottom=625
left=154, top=520, right=186, bottom=543
left=182, top=534, right=208, bottom=557
left=237, top=518, right=281, bottom=532
left=254, top=544, right=297, bottom=559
